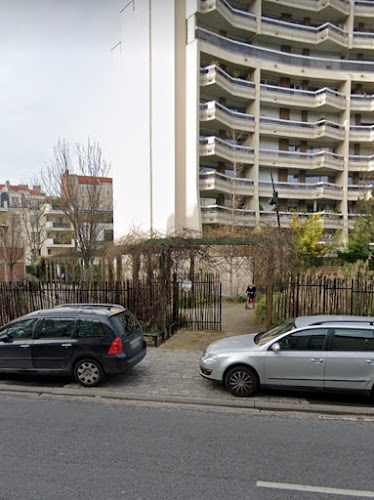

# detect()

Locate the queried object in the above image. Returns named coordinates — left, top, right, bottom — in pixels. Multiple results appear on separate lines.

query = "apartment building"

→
left=117, top=0, right=374, bottom=239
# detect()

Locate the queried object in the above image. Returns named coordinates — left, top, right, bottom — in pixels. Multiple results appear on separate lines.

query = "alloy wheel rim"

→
left=77, top=362, right=100, bottom=385
left=229, top=371, right=253, bottom=395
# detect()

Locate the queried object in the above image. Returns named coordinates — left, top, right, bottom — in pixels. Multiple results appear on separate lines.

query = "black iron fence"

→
left=0, top=275, right=222, bottom=333
left=272, top=275, right=374, bottom=324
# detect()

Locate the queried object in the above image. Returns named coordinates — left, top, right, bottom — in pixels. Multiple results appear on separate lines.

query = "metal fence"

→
left=0, top=276, right=222, bottom=332
left=272, top=275, right=374, bottom=323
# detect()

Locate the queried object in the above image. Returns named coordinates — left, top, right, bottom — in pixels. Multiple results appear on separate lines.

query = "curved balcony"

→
left=259, top=181, right=343, bottom=200
left=355, top=1, right=374, bottom=18
left=261, top=17, right=347, bottom=48
left=196, top=27, right=374, bottom=74
left=350, top=94, right=374, bottom=112
left=261, top=84, right=345, bottom=110
left=264, top=0, right=350, bottom=15
left=199, top=0, right=257, bottom=33
left=260, top=117, right=345, bottom=141
left=200, top=136, right=255, bottom=164
left=200, top=101, right=255, bottom=133
left=201, top=204, right=257, bottom=226
left=348, top=155, right=374, bottom=171
left=348, top=184, right=373, bottom=201
left=350, top=125, right=374, bottom=142
left=200, top=65, right=255, bottom=101
left=200, top=171, right=255, bottom=196
left=260, top=149, right=344, bottom=171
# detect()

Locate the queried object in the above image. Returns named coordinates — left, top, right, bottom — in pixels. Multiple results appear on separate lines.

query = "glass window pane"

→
left=40, top=318, right=75, bottom=339
left=77, top=320, right=105, bottom=338
left=278, top=328, right=327, bottom=351
left=6, top=319, right=38, bottom=339
left=333, top=328, right=374, bottom=351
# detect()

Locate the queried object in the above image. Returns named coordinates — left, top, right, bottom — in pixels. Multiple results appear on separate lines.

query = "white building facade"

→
left=116, top=0, right=374, bottom=239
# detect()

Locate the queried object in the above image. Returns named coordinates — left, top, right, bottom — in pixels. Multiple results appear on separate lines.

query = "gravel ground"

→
left=161, top=301, right=263, bottom=350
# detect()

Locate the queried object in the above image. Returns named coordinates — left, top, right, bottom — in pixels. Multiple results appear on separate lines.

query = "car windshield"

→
left=255, top=319, right=296, bottom=346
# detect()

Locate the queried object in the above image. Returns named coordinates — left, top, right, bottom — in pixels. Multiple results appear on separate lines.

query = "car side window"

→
left=1, top=318, right=38, bottom=340
left=278, top=328, right=328, bottom=351
left=333, top=328, right=374, bottom=352
left=76, top=320, right=105, bottom=338
left=39, top=318, right=75, bottom=339
left=113, top=311, right=141, bottom=337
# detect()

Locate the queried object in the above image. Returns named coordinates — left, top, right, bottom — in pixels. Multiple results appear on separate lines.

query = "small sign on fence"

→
left=182, top=280, right=192, bottom=292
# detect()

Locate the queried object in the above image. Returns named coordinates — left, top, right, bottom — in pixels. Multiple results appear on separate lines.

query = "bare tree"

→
left=0, top=212, right=24, bottom=281
left=42, top=139, right=111, bottom=280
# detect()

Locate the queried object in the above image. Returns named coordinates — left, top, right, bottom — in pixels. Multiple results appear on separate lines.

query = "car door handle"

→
left=20, top=345, right=30, bottom=349
left=61, top=343, right=72, bottom=348
left=310, top=358, right=324, bottom=363
left=366, top=359, right=374, bottom=364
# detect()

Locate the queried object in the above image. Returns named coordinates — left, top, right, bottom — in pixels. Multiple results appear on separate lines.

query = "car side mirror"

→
left=0, top=334, right=11, bottom=343
left=271, top=342, right=280, bottom=353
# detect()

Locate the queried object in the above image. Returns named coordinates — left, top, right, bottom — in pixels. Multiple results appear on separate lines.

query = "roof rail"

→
left=311, top=320, right=374, bottom=326
left=55, top=303, right=124, bottom=311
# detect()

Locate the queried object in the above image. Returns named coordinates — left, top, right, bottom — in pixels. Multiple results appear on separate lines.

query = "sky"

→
left=0, top=0, right=124, bottom=185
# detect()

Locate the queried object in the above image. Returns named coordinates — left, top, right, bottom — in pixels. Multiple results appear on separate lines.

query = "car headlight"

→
left=202, top=352, right=218, bottom=363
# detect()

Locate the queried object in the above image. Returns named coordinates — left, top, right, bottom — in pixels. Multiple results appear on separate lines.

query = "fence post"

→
left=266, top=282, right=273, bottom=330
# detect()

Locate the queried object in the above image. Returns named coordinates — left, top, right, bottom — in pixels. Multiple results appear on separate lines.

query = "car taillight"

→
left=108, top=337, right=123, bottom=354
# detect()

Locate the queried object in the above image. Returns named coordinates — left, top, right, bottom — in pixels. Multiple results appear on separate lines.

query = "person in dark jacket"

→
left=245, top=283, right=256, bottom=309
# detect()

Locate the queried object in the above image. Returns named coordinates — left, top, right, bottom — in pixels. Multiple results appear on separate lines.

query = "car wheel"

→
left=74, top=359, right=104, bottom=387
left=224, top=366, right=259, bottom=397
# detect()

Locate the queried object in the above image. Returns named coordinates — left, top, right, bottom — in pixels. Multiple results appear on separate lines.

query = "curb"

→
left=0, top=384, right=373, bottom=417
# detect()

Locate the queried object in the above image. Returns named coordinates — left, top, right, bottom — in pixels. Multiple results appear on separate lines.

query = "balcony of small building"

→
left=196, top=28, right=374, bottom=77
left=347, top=183, right=373, bottom=201
left=259, top=149, right=344, bottom=171
left=198, top=0, right=257, bottom=38
left=259, top=210, right=344, bottom=229
left=355, top=1, right=374, bottom=18
left=45, top=220, right=72, bottom=231
left=260, top=17, right=348, bottom=49
left=350, top=125, right=374, bottom=142
left=263, top=0, right=350, bottom=16
left=200, top=136, right=255, bottom=164
left=199, top=170, right=255, bottom=197
left=200, top=65, right=256, bottom=101
left=200, top=101, right=255, bottom=133
left=201, top=204, right=257, bottom=226
left=348, top=154, right=374, bottom=171
left=45, top=238, right=74, bottom=248
left=259, top=180, right=343, bottom=201
left=350, top=93, right=374, bottom=112
left=260, top=116, right=345, bottom=142
left=260, top=84, right=346, bottom=111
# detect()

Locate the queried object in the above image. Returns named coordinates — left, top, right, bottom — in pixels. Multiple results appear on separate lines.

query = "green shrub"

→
left=224, top=296, right=246, bottom=304
left=253, top=294, right=266, bottom=324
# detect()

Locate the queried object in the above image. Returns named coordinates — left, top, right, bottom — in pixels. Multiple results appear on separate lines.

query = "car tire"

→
left=74, top=359, right=104, bottom=387
left=224, top=366, right=259, bottom=397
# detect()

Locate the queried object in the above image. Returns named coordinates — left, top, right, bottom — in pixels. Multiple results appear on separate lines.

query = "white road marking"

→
left=257, top=481, right=374, bottom=498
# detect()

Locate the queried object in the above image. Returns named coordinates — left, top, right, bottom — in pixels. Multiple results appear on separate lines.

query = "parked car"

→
left=0, top=303, right=146, bottom=387
left=200, top=315, right=374, bottom=397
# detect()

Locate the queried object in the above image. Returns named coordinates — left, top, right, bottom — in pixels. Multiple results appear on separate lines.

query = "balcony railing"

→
left=200, top=65, right=255, bottom=100
left=201, top=204, right=257, bottom=225
left=260, top=116, right=345, bottom=140
left=259, top=210, right=344, bottom=228
left=259, top=181, right=343, bottom=199
left=352, top=31, right=374, bottom=49
left=348, top=155, right=374, bottom=170
left=200, top=171, right=255, bottom=195
left=261, top=17, right=348, bottom=46
left=199, top=0, right=257, bottom=32
left=350, top=125, right=374, bottom=141
left=261, top=84, right=345, bottom=109
left=200, top=101, right=255, bottom=132
left=347, top=184, right=372, bottom=200
left=350, top=94, right=374, bottom=112
left=196, top=27, right=374, bottom=73
left=355, top=0, right=374, bottom=16
left=200, top=136, right=255, bottom=163
left=265, top=0, right=350, bottom=14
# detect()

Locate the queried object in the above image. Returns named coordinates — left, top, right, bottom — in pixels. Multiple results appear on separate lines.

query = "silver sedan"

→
left=199, top=315, right=374, bottom=397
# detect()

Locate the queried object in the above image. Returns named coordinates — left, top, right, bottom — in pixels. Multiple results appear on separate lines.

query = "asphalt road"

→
left=1, top=394, right=374, bottom=500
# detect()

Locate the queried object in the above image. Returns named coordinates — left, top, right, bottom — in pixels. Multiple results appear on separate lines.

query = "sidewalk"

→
left=0, top=303, right=373, bottom=416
